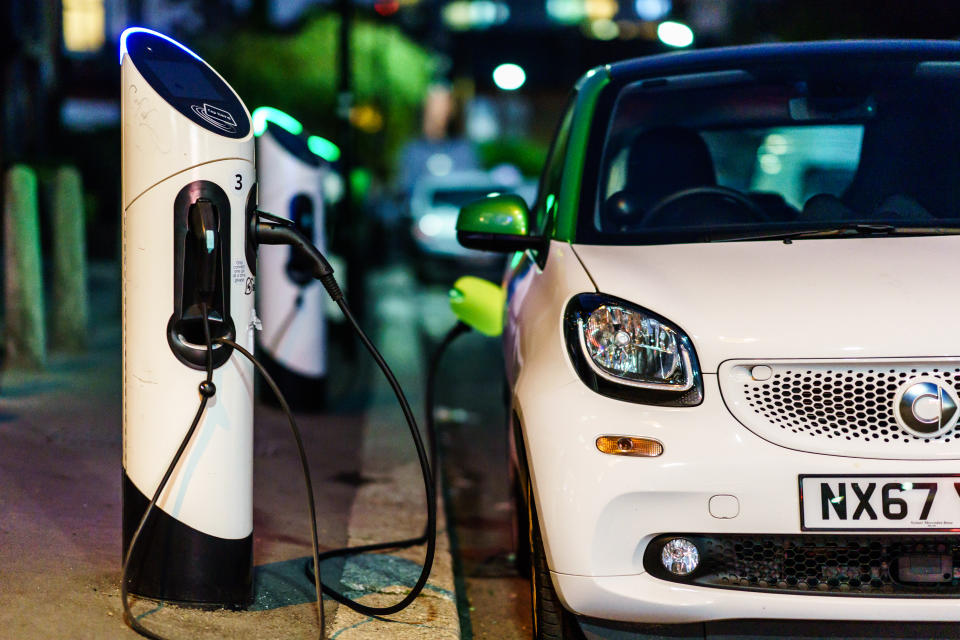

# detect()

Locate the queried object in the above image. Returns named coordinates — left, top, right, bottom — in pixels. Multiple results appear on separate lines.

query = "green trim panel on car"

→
left=554, top=66, right=611, bottom=243
left=449, top=276, right=505, bottom=337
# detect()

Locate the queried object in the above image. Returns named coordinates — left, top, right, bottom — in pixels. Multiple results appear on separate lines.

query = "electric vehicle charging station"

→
left=119, top=27, right=439, bottom=640
left=252, top=107, right=330, bottom=411
left=120, top=27, right=257, bottom=608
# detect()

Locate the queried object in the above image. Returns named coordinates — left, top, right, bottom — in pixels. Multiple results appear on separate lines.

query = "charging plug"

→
left=252, top=210, right=343, bottom=302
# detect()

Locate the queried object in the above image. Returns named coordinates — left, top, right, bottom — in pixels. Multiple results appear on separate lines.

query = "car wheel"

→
left=528, top=484, right=585, bottom=640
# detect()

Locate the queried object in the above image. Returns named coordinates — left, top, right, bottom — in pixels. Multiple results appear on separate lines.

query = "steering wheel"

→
left=642, top=185, right=770, bottom=226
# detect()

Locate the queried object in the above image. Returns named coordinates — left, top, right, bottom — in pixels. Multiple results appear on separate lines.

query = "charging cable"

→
left=254, top=210, right=439, bottom=618
left=214, top=336, right=327, bottom=637
left=299, top=320, right=471, bottom=614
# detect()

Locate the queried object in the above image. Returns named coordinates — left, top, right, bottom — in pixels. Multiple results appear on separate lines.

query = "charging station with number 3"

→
left=121, top=27, right=257, bottom=608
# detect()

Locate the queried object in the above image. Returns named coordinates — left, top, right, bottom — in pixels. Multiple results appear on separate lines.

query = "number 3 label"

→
left=235, top=174, right=243, bottom=190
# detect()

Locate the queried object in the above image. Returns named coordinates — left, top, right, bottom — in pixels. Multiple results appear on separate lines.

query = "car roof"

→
left=607, top=40, right=960, bottom=81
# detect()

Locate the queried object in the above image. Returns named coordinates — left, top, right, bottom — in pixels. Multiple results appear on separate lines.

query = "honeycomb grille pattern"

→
left=719, top=361, right=960, bottom=459
left=651, top=535, right=960, bottom=597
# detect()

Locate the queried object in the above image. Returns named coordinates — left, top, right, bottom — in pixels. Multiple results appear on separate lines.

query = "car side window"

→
left=532, top=97, right=576, bottom=255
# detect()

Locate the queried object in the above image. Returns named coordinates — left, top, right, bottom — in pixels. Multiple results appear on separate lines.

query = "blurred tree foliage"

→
left=477, top=137, right=548, bottom=178
left=199, top=13, right=436, bottom=178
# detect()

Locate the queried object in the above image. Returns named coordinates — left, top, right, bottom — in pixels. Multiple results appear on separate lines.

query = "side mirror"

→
left=449, top=276, right=505, bottom=337
left=456, top=193, right=543, bottom=252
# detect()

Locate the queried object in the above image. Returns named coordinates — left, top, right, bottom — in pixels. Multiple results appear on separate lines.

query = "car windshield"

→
left=586, top=58, right=960, bottom=244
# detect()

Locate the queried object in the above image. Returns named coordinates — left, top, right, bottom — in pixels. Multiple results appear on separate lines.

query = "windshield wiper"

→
left=714, top=224, right=960, bottom=243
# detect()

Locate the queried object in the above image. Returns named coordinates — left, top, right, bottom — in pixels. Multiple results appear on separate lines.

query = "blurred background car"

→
left=408, top=167, right=535, bottom=282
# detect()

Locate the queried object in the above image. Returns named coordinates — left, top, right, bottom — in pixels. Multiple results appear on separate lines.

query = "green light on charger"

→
left=252, top=106, right=303, bottom=137
left=307, top=135, right=341, bottom=163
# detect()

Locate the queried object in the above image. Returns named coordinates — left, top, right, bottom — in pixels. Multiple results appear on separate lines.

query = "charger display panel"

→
left=124, top=30, right=250, bottom=139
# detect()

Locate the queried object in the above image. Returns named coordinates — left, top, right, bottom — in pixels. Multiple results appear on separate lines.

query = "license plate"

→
left=799, top=475, right=960, bottom=531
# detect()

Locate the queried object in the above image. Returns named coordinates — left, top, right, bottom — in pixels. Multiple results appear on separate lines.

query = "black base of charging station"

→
left=122, top=472, right=253, bottom=609
left=256, top=345, right=327, bottom=413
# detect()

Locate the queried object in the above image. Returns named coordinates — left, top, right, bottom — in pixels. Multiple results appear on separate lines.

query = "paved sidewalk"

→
left=0, top=263, right=459, bottom=639
left=327, top=268, right=459, bottom=639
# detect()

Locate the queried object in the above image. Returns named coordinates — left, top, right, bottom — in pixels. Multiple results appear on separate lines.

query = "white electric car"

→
left=456, top=41, right=960, bottom=639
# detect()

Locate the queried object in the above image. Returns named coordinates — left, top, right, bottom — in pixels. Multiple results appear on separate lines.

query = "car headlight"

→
left=564, top=293, right=703, bottom=406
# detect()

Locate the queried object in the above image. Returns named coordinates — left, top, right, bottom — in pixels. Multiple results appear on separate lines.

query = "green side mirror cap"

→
left=449, top=276, right=505, bottom=337
left=456, top=193, right=542, bottom=253
left=457, top=193, right=529, bottom=235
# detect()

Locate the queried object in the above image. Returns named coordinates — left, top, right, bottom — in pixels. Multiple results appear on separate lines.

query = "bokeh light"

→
left=587, top=18, right=620, bottom=40
left=443, top=1, right=510, bottom=30
left=251, top=106, right=304, bottom=137
left=307, top=135, right=341, bottom=163
left=492, top=63, right=526, bottom=91
left=634, top=0, right=671, bottom=21
left=545, top=0, right=585, bottom=24
left=585, top=0, right=618, bottom=20
left=657, top=20, right=694, bottom=47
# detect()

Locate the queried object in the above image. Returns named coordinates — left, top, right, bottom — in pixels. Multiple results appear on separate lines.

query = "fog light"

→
left=661, top=538, right=699, bottom=576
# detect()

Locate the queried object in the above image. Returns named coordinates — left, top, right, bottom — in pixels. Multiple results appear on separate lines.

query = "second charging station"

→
left=253, top=108, right=332, bottom=411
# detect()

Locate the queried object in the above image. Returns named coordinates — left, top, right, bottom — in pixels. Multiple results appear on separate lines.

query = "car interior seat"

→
left=603, top=127, right=774, bottom=231
left=603, top=127, right=718, bottom=231
left=820, top=99, right=959, bottom=222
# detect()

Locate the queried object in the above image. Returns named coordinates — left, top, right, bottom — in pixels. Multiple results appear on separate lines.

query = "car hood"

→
left=572, top=235, right=960, bottom=373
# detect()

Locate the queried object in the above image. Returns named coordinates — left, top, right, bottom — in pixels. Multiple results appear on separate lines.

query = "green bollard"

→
left=4, top=165, right=47, bottom=369
left=50, top=166, right=89, bottom=352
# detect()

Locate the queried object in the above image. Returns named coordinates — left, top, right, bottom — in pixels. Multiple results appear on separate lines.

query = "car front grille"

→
left=718, top=359, right=960, bottom=459
left=645, top=534, right=960, bottom=597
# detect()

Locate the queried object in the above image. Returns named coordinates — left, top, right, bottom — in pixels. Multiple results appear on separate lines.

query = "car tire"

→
left=528, top=485, right=585, bottom=640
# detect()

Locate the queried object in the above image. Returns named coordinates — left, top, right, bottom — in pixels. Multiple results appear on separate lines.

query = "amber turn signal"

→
left=596, top=436, right=663, bottom=457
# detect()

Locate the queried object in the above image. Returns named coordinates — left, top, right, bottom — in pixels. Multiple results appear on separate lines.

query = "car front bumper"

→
left=518, top=373, right=960, bottom=623
left=554, top=572, right=960, bottom=624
